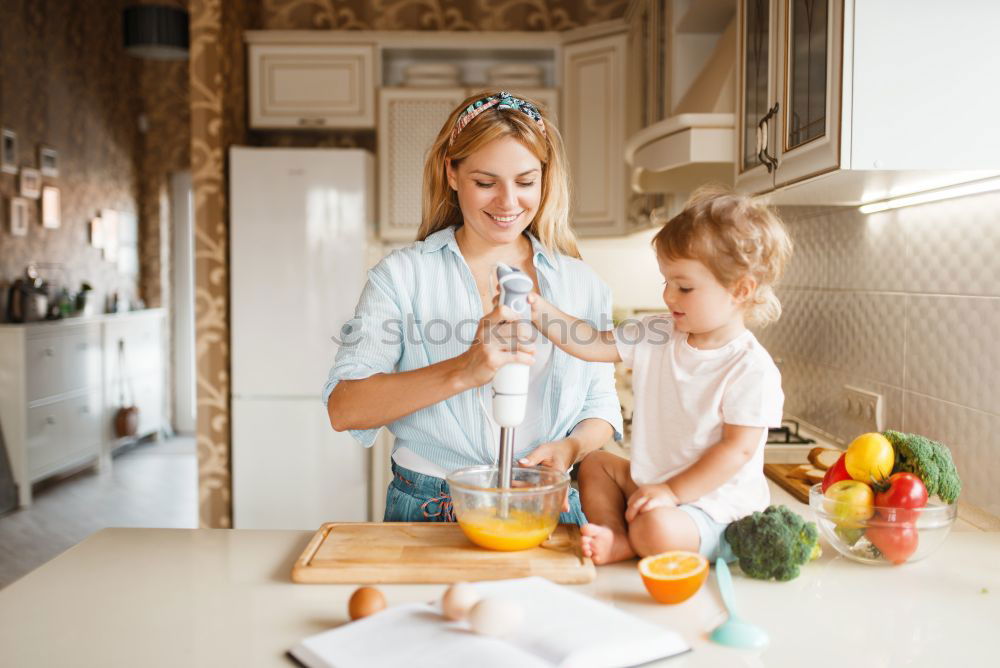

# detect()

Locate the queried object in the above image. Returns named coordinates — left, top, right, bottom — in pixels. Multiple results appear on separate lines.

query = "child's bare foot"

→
left=580, top=523, right=635, bottom=565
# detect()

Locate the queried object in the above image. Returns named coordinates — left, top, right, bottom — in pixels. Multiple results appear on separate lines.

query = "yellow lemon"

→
left=845, top=432, right=894, bottom=483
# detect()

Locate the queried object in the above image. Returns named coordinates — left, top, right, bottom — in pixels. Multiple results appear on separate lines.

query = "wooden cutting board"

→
left=291, top=522, right=596, bottom=584
left=764, top=463, right=815, bottom=504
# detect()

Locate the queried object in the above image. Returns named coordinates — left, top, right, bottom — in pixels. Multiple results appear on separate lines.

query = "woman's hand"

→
left=625, top=484, right=680, bottom=522
left=518, top=438, right=581, bottom=512
left=453, top=303, right=535, bottom=389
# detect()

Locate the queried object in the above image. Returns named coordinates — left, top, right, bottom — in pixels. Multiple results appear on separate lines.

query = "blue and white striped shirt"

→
left=322, top=225, right=623, bottom=473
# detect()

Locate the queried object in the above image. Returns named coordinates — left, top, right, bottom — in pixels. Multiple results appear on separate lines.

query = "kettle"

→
left=6, top=265, right=49, bottom=323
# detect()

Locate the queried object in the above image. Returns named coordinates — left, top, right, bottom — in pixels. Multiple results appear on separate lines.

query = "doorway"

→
left=170, top=171, right=196, bottom=434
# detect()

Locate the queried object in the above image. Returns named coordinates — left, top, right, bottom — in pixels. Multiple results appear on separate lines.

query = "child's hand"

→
left=525, top=292, right=551, bottom=327
left=625, top=484, right=680, bottom=522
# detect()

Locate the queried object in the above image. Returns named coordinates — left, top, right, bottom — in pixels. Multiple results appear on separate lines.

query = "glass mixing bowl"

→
left=808, top=483, right=957, bottom=565
left=446, top=465, right=570, bottom=551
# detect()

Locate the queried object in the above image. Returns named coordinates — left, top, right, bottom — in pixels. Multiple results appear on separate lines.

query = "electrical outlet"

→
left=843, top=385, right=884, bottom=432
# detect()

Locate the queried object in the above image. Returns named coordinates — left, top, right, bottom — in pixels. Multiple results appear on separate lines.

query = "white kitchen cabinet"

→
left=0, top=310, right=166, bottom=507
left=103, top=311, right=166, bottom=453
left=771, top=0, right=843, bottom=187
left=736, top=0, right=1000, bottom=202
left=248, top=43, right=376, bottom=129
left=735, top=0, right=778, bottom=194
left=561, top=30, right=629, bottom=236
left=377, top=88, right=468, bottom=242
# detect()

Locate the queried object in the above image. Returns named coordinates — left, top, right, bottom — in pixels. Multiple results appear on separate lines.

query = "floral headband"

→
left=448, top=91, right=546, bottom=148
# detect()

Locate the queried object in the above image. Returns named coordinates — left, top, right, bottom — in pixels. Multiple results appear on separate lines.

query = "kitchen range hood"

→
left=625, top=9, right=736, bottom=195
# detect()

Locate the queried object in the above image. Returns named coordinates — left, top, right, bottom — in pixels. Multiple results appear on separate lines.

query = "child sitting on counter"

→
left=523, top=186, right=793, bottom=564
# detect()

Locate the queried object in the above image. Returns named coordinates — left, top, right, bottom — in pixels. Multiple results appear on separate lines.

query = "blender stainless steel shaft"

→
left=493, top=263, right=534, bottom=517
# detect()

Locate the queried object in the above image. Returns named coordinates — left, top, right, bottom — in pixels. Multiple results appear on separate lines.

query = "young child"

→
left=525, top=186, right=793, bottom=564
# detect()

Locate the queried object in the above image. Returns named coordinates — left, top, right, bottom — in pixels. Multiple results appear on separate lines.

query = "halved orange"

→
left=638, top=551, right=709, bottom=604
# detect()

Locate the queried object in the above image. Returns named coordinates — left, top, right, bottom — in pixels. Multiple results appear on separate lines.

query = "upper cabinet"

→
left=736, top=0, right=841, bottom=192
left=736, top=0, right=1000, bottom=203
left=377, top=88, right=468, bottom=242
left=561, top=31, right=629, bottom=237
left=735, top=0, right=776, bottom=194
left=773, top=0, right=841, bottom=187
left=248, top=43, right=376, bottom=129
left=562, top=13, right=665, bottom=237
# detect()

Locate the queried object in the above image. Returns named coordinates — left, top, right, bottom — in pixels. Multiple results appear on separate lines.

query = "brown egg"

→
left=348, top=586, right=387, bottom=621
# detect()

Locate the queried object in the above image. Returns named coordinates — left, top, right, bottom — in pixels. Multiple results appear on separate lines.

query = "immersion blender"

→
left=493, top=263, right=534, bottom=517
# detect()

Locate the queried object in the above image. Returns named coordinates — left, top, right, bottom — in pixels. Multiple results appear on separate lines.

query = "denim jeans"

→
left=384, top=461, right=588, bottom=525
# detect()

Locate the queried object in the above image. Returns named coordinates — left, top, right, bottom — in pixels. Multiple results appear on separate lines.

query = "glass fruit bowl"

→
left=446, top=465, right=569, bottom=551
left=808, top=483, right=957, bottom=565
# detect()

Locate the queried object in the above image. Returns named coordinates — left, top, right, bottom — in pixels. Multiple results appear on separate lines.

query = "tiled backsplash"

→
left=756, top=193, right=1000, bottom=517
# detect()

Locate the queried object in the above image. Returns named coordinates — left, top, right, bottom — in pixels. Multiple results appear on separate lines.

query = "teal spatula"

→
left=709, top=558, right=769, bottom=649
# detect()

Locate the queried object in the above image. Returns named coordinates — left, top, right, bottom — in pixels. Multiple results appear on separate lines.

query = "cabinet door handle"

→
left=45, top=416, right=56, bottom=425
left=44, top=347, right=55, bottom=357
left=757, top=102, right=780, bottom=173
left=79, top=406, right=90, bottom=414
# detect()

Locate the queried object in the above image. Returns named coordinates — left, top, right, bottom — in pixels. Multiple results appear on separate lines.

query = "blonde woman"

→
left=324, top=91, right=622, bottom=523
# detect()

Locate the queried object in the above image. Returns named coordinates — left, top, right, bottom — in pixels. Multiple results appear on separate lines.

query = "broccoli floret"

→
left=883, top=430, right=962, bottom=503
left=724, top=505, right=821, bottom=582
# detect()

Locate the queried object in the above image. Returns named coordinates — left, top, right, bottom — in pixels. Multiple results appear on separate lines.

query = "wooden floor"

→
left=0, top=436, right=197, bottom=590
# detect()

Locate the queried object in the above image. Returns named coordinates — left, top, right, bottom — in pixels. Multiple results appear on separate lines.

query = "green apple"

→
left=824, top=480, right=875, bottom=529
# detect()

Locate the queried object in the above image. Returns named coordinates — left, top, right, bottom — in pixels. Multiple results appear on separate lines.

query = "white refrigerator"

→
left=230, top=147, right=372, bottom=529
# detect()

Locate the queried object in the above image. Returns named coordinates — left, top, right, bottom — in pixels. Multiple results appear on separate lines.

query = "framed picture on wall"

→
left=41, top=186, right=60, bottom=228
left=39, top=146, right=58, bottom=177
left=89, top=216, right=104, bottom=248
left=101, top=209, right=119, bottom=262
left=19, top=168, right=41, bottom=199
left=1, top=128, right=17, bottom=174
left=10, top=198, right=29, bottom=236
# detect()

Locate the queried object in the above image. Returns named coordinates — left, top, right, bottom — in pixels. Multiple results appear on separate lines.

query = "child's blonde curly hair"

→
left=652, top=185, right=793, bottom=327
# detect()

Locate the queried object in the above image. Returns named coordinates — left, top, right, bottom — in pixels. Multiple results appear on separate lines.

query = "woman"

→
left=324, top=90, right=622, bottom=523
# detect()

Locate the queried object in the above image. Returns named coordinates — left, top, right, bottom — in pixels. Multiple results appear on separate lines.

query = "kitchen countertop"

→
left=0, top=307, right=164, bottom=328
left=1, top=489, right=996, bottom=668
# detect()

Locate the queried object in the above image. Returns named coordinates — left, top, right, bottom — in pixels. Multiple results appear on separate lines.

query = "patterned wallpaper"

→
left=190, top=0, right=255, bottom=528
left=137, top=33, right=191, bottom=310
left=0, top=0, right=142, bottom=317
left=0, top=0, right=189, bottom=314
left=261, top=0, right=627, bottom=30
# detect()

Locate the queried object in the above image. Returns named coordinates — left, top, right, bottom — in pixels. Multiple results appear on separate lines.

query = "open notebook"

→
left=289, top=577, right=690, bottom=668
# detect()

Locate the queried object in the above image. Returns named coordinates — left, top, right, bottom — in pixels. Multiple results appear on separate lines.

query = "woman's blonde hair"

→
left=417, top=90, right=579, bottom=258
left=652, top=185, right=793, bottom=327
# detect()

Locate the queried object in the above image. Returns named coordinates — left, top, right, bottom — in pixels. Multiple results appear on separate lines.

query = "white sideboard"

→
left=0, top=309, right=166, bottom=507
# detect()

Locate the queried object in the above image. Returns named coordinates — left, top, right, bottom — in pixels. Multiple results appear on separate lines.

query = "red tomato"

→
left=867, top=511, right=920, bottom=564
left=874, top=472, right=928, bottom=523
left=821, top=454, right=852, bottom=493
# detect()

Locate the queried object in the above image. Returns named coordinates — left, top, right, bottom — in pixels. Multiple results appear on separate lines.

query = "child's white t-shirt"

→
left=615, top=314, right=783, bottom=524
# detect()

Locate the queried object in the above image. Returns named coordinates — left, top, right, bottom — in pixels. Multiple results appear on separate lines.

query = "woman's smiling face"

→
left=447, top=136, right=542, bottom=246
